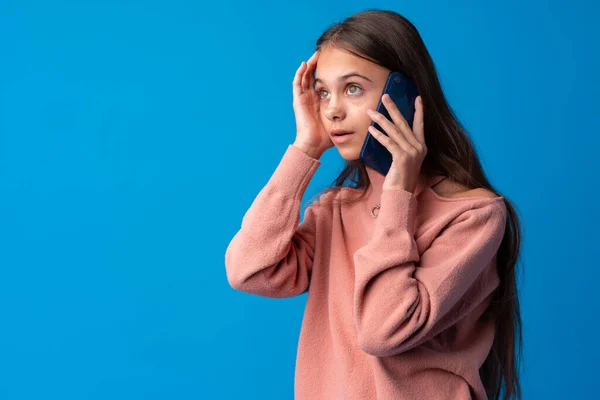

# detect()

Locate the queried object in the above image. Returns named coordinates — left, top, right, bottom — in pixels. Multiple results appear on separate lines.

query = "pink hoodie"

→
left=225, top=143, right=507, bottom=400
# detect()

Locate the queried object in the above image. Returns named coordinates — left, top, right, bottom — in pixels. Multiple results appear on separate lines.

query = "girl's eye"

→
left=347, top=84, right=362, bottom=95
left=316, top=84, right=363, bottom=99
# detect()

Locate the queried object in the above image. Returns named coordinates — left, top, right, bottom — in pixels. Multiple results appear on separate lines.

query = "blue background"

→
left=1, top=0, right=598, bottom=398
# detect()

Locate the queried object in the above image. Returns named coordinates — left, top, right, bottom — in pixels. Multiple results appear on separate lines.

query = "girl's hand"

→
left=292, top=50, right=334, bottom=158
left=366, top=94, right=427, bottom=193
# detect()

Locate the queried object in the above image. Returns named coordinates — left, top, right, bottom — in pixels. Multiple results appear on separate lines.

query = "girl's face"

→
left=314, top=46, right=391, bottom=160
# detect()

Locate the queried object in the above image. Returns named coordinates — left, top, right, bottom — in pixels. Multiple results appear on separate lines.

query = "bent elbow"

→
left=357, top=330, right=404, bottom=357
left=357, top=336, right=389, bottom=357
left=356, top=296, right=427, bottom=357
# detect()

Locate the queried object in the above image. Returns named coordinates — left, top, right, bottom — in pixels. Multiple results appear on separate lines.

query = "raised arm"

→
left=353, top=187, right=507, bottom=356
left=224, top=144, right=332, bottom=298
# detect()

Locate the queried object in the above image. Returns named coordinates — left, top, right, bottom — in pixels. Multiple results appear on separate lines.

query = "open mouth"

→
left=331, top=129, right=355, bottom=136
left=331, top=132, right=355, bottom=143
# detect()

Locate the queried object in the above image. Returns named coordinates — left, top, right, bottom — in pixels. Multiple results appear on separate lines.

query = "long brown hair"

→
left=304, top=9, right=524, bottom=400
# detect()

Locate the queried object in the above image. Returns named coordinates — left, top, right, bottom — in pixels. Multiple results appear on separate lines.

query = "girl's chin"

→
left=332, top=134, right=366, bottom=159
left=336, top=147, right=362, bottom=161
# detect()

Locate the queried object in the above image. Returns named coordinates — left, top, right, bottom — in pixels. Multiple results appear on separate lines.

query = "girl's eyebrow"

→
left=314, top=72, right=373, bottom=85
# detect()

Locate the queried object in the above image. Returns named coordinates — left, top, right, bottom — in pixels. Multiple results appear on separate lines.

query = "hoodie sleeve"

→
left=352, top=187, right=507, bottom=357
left=224, top=144, right=331, bottom=298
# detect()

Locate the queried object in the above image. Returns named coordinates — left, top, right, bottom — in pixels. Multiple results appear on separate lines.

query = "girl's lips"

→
left=331, top=132, right=355, bottom=144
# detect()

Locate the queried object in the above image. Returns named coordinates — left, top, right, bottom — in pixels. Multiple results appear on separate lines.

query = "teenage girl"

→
left=226, top=9, right=523, bottom=400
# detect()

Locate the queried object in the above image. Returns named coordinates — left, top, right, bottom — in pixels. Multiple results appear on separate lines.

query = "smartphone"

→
left=359, top=71, right=419, bottom=176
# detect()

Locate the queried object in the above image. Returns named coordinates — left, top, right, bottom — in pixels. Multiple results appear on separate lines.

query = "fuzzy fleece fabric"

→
left=225, top=143, right=507, bottom=400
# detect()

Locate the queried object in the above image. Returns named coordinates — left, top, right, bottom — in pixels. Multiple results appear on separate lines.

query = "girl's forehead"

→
left=318, top=46, right=386, bottom=70
left=315, top=50, right=388, bottom=84
left=318, top=47, right=365, bottom=65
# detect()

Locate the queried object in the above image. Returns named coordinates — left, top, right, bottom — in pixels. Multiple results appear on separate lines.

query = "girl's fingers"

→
left=301, top=61, right=309, bottom=91
left=293, top=61, right=307, bottom=98
left=381, top=94, right=422, bottom=149
left=304, top=62, right=313, bottom=92
left=412, top=96, right=425, bottom=146
left=303, top=51, right=319, bottom=91
left=368, top=125, right=408, bottom=156
left=308, top=61, right=316, bottom=90
left=294, top=51, right=320, bottom=97
left=367, top=108, right=412, bottom=153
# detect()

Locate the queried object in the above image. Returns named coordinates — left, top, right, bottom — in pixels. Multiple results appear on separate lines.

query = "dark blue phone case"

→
left=359, top=71, right=419, bottom=176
